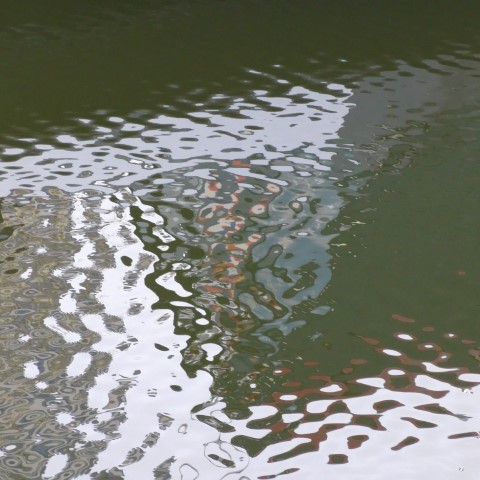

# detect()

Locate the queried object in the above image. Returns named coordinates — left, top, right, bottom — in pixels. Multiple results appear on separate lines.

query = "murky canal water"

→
left=0, top=2, right=479, bottom=479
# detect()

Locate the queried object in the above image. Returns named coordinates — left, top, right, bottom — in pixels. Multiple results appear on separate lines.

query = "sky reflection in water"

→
left=0, top=6, right=480, bottom=479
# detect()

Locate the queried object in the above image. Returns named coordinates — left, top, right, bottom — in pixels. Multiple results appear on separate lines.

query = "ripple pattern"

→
left=0, top=55, right=479, bottom=479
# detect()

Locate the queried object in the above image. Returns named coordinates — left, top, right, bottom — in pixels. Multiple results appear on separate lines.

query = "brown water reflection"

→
left=232, top=317, right=480, bottom=468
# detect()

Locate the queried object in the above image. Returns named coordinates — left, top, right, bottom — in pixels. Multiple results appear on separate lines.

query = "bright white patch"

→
left=24, top=361, right=40, bottom=379
left=248, top=405, right=278, bottom=420
left=73, top=241, right=94, bottom=269
left=458, top=373, right=480, bottom=383
left=282, top=413, right=304, bottom=423
left=66, top=353, right=92, bottom=377
left=415, top=375, right=449, bottom=391
left=271, top=165, right=295, bottom=172
left=201, top=343, right=222, bottom=361
left=20, top=268, right=32, bottom=280
left=156, top=272, right=192, bottom=297
left=108, top=116, right=124, bottom=123
left=294, top=421, right=323, bottom=434
left=70, top=273, right=87, bottom=292
left=80, top=314, right=104, bottom=333
left=388, top=369, right=405, bottom=376
left=320, top=383, right=342, bottom=393
left=357, top=377, right=385, bottom=388
left=153, top=227, right=176, bottom=243
left=324, top=413, right=353, bottom=424
left=279, top=394, right=298, bottom=401
left=59, top=292, right=76, bottom=314
left=122, top=123, right=144, bottom=132
left=57, top=134, right=78, bottom=144
left=43, top=453, right=68, bottom=479
left=4, top=148, right=24, bottom=155
left=423, top=362, right=458, bottom=373
left=139, top=209, right=165, bottom=225
left=56, top=413, right=75, bottom=425
left=170, top=301, right=195, bottom=308
left=52, top=268, right=64, bottom=278
left=383, top=349, right=402, bottom=357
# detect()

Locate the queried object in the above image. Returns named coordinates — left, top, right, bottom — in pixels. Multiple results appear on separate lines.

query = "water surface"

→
left=0, top=2, right=480, bottom=479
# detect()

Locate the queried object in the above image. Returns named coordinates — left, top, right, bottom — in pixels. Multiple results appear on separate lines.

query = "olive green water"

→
left=0, top=2, right=479, bottom=479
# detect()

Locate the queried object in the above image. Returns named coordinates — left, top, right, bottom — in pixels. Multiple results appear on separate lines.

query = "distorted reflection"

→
left=0, top=52, right=479, bottom=480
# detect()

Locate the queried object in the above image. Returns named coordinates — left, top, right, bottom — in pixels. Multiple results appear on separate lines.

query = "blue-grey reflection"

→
left=0, top=60, right=479, bottom=480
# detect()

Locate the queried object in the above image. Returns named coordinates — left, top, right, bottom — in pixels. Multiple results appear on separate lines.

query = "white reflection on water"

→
left=1, top=64, right=479, bottom=479
left=232, top=382, right=480, bottom=480
left=0, top=78, right=354, bottom=478
left=36, top=190, right=230, bottom=479
left=0, top=81, right=352, bottom=197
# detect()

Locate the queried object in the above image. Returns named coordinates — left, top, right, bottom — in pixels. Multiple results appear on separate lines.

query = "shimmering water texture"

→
left=1, top=188, right=479, bottom=480
left=1, top=3, right=480, bottom=479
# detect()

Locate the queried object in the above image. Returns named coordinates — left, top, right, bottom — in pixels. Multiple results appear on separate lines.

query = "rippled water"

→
left=1, top=2, right=480, bottom=479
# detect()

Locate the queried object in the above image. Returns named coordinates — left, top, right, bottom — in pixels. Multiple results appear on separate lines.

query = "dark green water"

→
left=0, top=2, right=479, bottom=479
